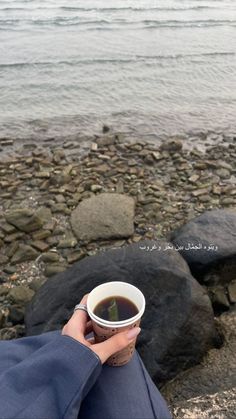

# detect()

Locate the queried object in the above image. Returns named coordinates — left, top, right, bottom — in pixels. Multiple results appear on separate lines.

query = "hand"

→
left=62, top=294, right=141, bottom=364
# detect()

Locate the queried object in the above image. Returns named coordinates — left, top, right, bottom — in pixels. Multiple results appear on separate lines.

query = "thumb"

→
left=94, top=327, right=141, bottom=364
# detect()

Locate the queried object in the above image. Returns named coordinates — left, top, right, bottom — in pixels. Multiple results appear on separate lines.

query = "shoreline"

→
left=0, top=128, right=235, bottom=160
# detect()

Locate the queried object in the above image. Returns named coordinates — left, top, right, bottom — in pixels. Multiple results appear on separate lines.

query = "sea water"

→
left=0, top=0, right=236, bottom=142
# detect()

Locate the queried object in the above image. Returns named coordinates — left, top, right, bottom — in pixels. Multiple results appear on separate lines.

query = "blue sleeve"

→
left=0, top=333, right=102, bottom=419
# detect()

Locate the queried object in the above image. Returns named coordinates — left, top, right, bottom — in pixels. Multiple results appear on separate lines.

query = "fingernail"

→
left=126, top=327, right=141, bottom=341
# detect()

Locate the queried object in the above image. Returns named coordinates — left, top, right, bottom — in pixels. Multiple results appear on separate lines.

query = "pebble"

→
left=0, top=134, right=235, bottom=339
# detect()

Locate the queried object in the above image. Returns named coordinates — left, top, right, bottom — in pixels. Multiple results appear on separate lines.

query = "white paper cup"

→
left=87, top=282, right=145, bottom=366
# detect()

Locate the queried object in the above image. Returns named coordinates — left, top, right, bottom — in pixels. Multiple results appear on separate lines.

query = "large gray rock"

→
left=71, top=193, right=135, bottom=241
left=171, top=210, right=236, bottom=285
left=163, top=309, right=236, bottom=418
left=5, top=208, right=44, bottom=233
left=25, top=240, right=219, bottom=386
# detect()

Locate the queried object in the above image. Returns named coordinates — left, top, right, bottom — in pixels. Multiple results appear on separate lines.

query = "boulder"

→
left=25, top=240, right=218, bottom=386
left=171, top=210, right=236, bottom=285
left=162, top=309, right=236, bottom=418
left=71, top=193, right=135, bottom=241
left=5, top=208, right=45, bottom=233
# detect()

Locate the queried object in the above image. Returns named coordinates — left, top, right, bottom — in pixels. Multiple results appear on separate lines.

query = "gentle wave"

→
left=1, top=52, right=234, bottom=69
left=1, top=17, right=235, bottom=28
left=0, top=5, right=222, bottom=12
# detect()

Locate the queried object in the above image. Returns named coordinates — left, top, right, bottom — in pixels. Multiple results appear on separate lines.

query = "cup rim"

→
left=87, top=281, right=145, bottom=328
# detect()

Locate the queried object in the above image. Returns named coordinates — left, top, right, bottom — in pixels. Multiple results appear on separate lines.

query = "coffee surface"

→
left=94, top=296, right=138, bottom=321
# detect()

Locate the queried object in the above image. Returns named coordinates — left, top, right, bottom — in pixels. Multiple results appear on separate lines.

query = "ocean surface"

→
left=0, top=0, right=236, bottom=143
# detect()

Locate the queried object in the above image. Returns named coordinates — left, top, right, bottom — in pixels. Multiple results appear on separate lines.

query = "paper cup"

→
left=87, top=282, right=145, bottom=366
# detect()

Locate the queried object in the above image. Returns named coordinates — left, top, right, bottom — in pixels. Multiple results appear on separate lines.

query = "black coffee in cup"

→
left=94, top=296, right=138, bottom=321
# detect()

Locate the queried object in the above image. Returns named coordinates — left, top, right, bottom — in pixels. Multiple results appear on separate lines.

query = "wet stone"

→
left=57, top=237, right=77, bottom=249
left=31, top=240, right=50, bottom=252
left=3, top=266, right=16, bottom=275
left=44, top=264, right=67, bottom=277
left=32, top=230, right=51, bottom=240
left=216, top=169, right=231, bottom=179
left=5, top=242, right=19, bottom=258
left=8, top=305, right=25, bottom=324
left=8, top=286, right=35, bottom=305
left=0, top=286, right=9, bottom=296
left=41, top=251, right=60, bottom=263
left=0, top=222, right=16, bottom=234
left=4, top=232, right=25, bottom=243
left=0, top=254, right=9, bottom=265
left=228, top=281, right=236, bottom=304
left=5, top=209, right=44, bottom=233
left=11, top=244, right=39, bottom=264
left=210, top=287, right=230, bottom=312
left=66, top=250, right=85, bottom=264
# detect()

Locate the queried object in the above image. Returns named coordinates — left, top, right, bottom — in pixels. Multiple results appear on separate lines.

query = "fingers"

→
left=93, top=327, right=141, bottom=364
left=85, top=320, right=93, bottom=336
left=71, top=294, right=89, bottom=334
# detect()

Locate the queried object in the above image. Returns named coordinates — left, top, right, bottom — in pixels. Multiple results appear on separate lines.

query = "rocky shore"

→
left=0, top=131, right=236, bottom=417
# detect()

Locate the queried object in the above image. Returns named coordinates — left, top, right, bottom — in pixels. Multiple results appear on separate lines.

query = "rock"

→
left=221, top=197, right=235, bottom=205
left=41, top=251, right=60, bottom=263
left=35, top=171, right=50, bottom=179
left=4, top=232, right=25, bottom=243
left=0, top=254, right=9, bottom=265
left=90, top=142, right=98, bottom=151
left=44, top=264, right=67, bottom=277
left=5, top=242, right=19, bottom=259
left=0, top=222, right=16, bottom=234
left=228, top=281, right=236, bottom=303
left=3, top=265, right=16, bottom=274
left=66, top=250, right=85, bottom=264
left=209, top=286, right=230, bottom=312
left=171, top=210, right=236, bottom=285
left=160, top=139, right=183, bottom=152
left=102, top=124, right=110, bottom=134
left=192, top=188, right=210, bottom=197
left=5, top=208, right=44, bottom=233
left=71, top=193, right=135, bottom=241
left=90, top=184, right=102, bottom=192
left=11, top=244, right=39, bottom=264
left=189, top=174, right=199, bottom=183
left=31, top=240, right=49, bottom=252
left=152, top=151, right=163, bottom=161
left=8, top=286, right=35, bottom=305
left=55, top=194, right=66, bottom=203
left=29, top=279, right=46, bottom=292
left=0, top=312, right=4, bottom=328
left=216, top=168, right=231, bottom=179
left=32, top=230, right=51, bottom=240
left=96, top=135, right=115, bottom=146
left=0, top=285, right=9, bottom=296
left=8, top=305, right=25, bottom=324
left=57, top=237, right=77, bottom=249
left=144, top=154, right=155, bottom=165
left=36, top=207, right=52, bottom=223
left=25, top=240, right=218, bottom=386
left=162, top=309, right=236, bottom=419
left=0, top=327, right=18, bottom=340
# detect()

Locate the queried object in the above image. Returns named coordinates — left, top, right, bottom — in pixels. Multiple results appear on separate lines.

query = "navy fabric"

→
left=0, top=331, right=171, bottom=419
left=79, top=351, right=172, bottom=419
